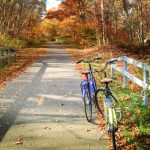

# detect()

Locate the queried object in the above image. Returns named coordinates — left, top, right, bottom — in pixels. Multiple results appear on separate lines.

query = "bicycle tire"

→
left=92, top=77, right=97, bottom=108
left=95, top=88, right=105, bottom=116
left=83, top=85, right=92, bottom=122
left=111, top=94, right=122, bottom=123
left=111, top=125, right=117, bottom=150
left=106, top=96, right=122, bottom=129
left=96, top=90, right=121, bottom=150
left=107, top=109, right=117, bottom=150
left=96, top=89, right=122, bottom=122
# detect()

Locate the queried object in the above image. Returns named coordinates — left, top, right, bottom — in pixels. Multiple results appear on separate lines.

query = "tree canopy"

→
left=0, top=0, right=46, bottom=38
left=0, top=0, right=150, bottom=47
left=45, top=0, right=150, bottom=47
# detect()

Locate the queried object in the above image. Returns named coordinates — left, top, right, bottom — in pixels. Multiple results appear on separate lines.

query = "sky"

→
left=45, top=0, right=133, bottom=11
left=46, top=0, right=61, bottom=11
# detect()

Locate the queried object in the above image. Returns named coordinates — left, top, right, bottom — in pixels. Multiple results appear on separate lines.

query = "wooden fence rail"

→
left=0, top=47, right=17, bottom=67
left=110, top=56, right=150, bottom=107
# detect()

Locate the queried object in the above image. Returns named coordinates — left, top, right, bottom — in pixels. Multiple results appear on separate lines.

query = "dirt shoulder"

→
left=0, top=47, right=48, bottom=91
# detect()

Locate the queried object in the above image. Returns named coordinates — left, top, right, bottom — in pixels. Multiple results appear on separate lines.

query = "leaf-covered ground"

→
left=67, top=45, right=150, bottom=150
left=0, top=48, right=48, bottom=91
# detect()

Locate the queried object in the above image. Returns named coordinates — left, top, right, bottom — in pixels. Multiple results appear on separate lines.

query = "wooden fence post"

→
left=143, top=67, right=149, bottom=107
left=123, top=60, right=128, bottom=87
left=110, top=65, right=114, bottom=78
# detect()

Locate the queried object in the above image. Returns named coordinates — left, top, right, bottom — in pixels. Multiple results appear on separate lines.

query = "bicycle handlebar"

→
left=94, top=58, right=118, bottom=73
left=77, top=56, right=118, bottom=77
left=77, top=56, right=102, bottom=64
left=108, top=58, right=118, bottom=64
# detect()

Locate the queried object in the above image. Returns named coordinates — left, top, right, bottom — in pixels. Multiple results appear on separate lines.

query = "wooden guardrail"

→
left=0, top=47, right=17, bottom=67
left=110, top=56, right=150, bottom=107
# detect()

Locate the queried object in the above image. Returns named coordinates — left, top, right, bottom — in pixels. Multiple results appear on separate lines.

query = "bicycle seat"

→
left=81, top=71, right=90, bottom=74
left=101, top=78, right=113, bottom=83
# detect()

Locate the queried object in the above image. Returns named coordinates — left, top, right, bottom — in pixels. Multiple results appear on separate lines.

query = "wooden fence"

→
left=0, top=47, right=17, bottom=67
left=110, top=56, right=150, bottom=107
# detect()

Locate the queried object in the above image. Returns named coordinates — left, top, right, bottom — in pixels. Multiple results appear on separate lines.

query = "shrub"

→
left=0, top=34, right=25, bottom=48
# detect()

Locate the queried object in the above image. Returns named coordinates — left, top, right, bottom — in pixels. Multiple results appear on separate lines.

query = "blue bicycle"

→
left=77, top=57, right=103, bottom=122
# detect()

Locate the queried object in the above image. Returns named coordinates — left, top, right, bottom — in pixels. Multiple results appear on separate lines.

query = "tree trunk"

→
left=111, top=0, right=118, bottom=44
left=16, top=2, right=24, bottom=37
left=100, top=0, right=106, bottom=45
left=94, top=0, right=102, bottom=48
left=138, top=0, right=144, bottom=45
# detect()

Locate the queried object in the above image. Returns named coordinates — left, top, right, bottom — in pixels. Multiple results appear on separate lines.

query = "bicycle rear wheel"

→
left=83, top=86, right=92, bottom=122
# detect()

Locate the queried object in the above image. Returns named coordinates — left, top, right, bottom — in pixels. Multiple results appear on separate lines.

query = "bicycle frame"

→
left=105, top=88, right=118, bottom=130
left=80, top=71, right=97, bottom=99
left=77, top=56, right=102, bottom=122
left=96, top=86, right=121, bottom=130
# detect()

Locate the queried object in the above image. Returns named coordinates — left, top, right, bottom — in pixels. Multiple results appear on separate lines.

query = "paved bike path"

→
left=0, top=42, right=109, bottom=150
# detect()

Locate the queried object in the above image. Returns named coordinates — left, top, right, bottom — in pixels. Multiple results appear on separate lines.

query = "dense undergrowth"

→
left=0, top=34, right=25, bottom=48
left=0, top=34, right=47, bottom=48
left=67, top=45, right=150, bottom=149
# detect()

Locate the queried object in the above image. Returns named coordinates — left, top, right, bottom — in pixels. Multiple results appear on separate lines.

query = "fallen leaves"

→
left=60, top=103, right=64, bottom=106
left=44, top=126, right=51, bottom=130
left=15, top=136, right=23, bottom=145
left=68, top=91, right=73, bottom=95
left=86, top=128, right=91, bottom=132
left=15, top=140, right=23, bottom=145
left=75, top=135, right=82, bottom=140
left=0, top=48, right=48, bottom=91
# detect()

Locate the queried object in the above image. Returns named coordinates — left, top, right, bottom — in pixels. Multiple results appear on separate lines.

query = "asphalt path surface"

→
left=0, top=42, right=109, bottom=150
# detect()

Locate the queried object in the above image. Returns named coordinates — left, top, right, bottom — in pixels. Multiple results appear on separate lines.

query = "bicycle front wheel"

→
left=83, top=86, right=92, bottom=122
left=111, top=94, right=122, bottom=124
left=95, top=88, right=105, bottom=116
left=110, top=125, right=117, bottom=150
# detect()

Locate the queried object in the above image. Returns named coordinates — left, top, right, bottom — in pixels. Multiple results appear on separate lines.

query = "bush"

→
left=114, top=86, right=150, bottom=149
left=25, top=37, right=46, bottom=47
left=0, top=34, right=25, bottom=48
left=80, top=28, right=97, bottom=47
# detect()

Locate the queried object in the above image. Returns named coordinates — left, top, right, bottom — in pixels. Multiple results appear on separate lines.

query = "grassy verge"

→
left=0, top=47, right=48, bottom=91
left=67, top=47, right=150, bottom=149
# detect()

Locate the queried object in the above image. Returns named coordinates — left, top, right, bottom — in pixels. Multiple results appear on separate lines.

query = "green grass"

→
left=106, top=75, right=150, bottom=149
left=0, top=66, right=3, bottom=70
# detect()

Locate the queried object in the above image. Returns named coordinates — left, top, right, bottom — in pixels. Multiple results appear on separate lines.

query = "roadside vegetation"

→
left=67, top=47, right=150, bottom=149
left=0, top=47, right=48, bottom=91
left=0, top=0, right=48, bottom=90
